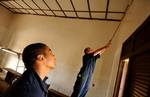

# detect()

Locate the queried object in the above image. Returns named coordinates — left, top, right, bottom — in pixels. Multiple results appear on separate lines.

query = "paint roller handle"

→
left=105, top=40, right=112, bottom=48
left=108, top=39, right=112, bottom=44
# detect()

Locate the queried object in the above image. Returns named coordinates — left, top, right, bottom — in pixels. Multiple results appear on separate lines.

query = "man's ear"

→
left=37, top=54, right=44, bottom=61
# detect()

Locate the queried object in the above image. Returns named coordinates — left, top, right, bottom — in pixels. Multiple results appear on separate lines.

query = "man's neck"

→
left=33, top=66, right=50, bottom=80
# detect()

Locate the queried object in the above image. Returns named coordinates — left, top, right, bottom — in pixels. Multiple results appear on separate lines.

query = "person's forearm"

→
left=93, top=45, right=108, bottom=56
left=93, top=41, right=111, bottom=56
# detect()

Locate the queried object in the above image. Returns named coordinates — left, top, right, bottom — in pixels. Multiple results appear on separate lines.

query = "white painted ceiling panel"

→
left=109, top=0, right=129, bottom=11
left=45, top=11, right=54, bottom=15
left=65, top=12, right=76, bottom=17
left=13, top=9, right=21, bottom=13
left=9, top=1, right=20, bottom=8
left=28, top=9, right=36, bottom=14
left=72, top=0, right=88, bottom=11
left=43, top=0, right=60, bottom=10
left=92, top=13, right=105, bottom=18
left=23, top=0, right=38, bottom=9
left=32, top=0, right=49, bottom=9
left=15, top=0, right=29, bottom=8
left=2, top=1, right=15, bottom=8
left=77, top=12, right=90, bottom=18
left=54, top=11, right=65, bottom=16
left=56, top=0, right=73, bottom=10
left=19, top=9, right=28, bottom=13
left=90, top=0, right=107, bottom=11
left=35, top=10, right=44, bottom=15
left=107, top=13, right=124, bottom=20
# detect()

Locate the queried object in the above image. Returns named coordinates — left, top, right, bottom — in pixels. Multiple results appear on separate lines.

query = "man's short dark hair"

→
left=84, top=47, right=90, bottom=54
left=22, top=43, right=47, bottom=70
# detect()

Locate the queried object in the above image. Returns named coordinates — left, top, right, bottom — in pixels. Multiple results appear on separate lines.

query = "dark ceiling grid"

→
left=22, top=0, right=38, bottom=14
left=13, top=0, right=30, bottom=14
left=7, top=0, right=23, bottom=13
left=43, top=0, right=56, bottom=16
left=32, top=0, right=47, bottom=15
left=70, top=0, right=78, bottom=17
left=87, top=0, right=92, bottom=18
left=55, top=0, right=67, bottom=17
left=0, top=0, right=126, bottom=21
left=0, top=1, right=14, bottom=12
left=105, top=0, right=110, bottom=19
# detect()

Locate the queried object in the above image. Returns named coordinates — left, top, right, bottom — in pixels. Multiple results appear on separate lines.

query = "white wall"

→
left=105, top=0, right=150, bottom=97
left=0, top=6, right=14, bottom=47
left=0, top=5, right=14, bottom=67
left=5, top=14, right=119, bottom=96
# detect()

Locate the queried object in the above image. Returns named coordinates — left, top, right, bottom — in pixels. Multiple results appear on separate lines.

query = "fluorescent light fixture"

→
left=1, top=48, right=17, bottom=55
left=0, top=47, right=22, bottom=56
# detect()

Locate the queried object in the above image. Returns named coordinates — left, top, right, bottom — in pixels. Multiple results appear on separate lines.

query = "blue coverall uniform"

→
left=71, top=53, right=100, bottom=97
left=4, top=69, right=48, bottom=97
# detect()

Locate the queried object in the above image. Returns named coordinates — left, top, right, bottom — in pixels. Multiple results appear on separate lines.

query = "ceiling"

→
left=0, top=0, right=130, bottom=21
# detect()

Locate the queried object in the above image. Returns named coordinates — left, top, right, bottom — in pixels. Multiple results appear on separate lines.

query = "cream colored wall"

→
left=5, top=14, right=119, bottom=96
left=0, top=5, right=14, bottom=67
left=105, top=0, right=150, bottom=97
left=0, top=6, right=13, bottom=47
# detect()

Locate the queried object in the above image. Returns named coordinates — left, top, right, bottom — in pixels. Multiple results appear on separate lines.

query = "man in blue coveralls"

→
left=71, top=41, right=111, bottom=97
left=4, top=43, right=56, bottom=97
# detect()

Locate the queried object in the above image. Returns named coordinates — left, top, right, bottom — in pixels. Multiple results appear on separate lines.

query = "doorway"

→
left=113, top=15, right=150, bottom=97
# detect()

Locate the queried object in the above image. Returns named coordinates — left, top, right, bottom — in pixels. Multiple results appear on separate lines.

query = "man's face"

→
left=44, top=47, right=56, bottom=69
left=86, top=47, right=93, bottom=54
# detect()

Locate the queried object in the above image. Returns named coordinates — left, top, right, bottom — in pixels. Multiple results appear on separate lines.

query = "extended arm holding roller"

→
left=93, top=40, right=111, bottom=56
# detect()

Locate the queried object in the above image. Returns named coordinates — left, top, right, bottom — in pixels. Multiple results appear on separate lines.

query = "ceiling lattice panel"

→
left=0, top=0, right=129, bottom=21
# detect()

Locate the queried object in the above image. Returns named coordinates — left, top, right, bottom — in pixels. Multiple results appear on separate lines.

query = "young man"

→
left=4, top=43, right=56, bottom=97
left=71, top=41, right=111, bottom=97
